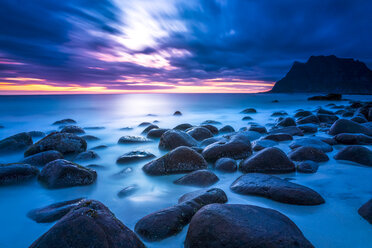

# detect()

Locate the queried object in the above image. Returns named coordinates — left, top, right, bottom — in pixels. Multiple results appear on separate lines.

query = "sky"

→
left=0, top=0, right=371, bottom=94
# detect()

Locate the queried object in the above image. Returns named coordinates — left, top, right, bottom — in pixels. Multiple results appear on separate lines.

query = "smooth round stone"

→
left=252, top=139, right=277, bottom=151
left=0, top=132, right=33, bottom=154
left=297, top=115, right=320, bottom=124
left=174, top=170, right=219, bottom=187
left=298, top=124, right=318, bottom=134
left=329, top=119, right=372, bottom=136
left=334, top=133, right=372, bottom=145
left=240, top=108, right=257, bottom=114
left=28, top=131, right=46, bottom=138
left=116, top=151, right=155, bottom=164
left=277, top=117, right=296, bottom=127
left=201, top=125, right=219, bottom=134
left=289, top=137, right=333, bottom=152
left=271, top=111, right=288, bottom=116
left=219, top=125, right=235, bottom=133
left=269, top=126, right=304, bottom=136
left=60, top=125, right=85, bottom=134
left=288, top=146, right=329, bottom=162
left=187, top=127, right=213, bottom=141
left=21, top=150, right=63, bottom=167
left=264, top=133, right=293, bottom=142
left=146, top=128, right=169, bottom=138
left=173, top=123, right=193, bottom=131
left=173, top=111, right=182, bottom=116
left=141, top=124, right=158, bottom=134
left=214, top=158, right=237, bottom=172
left=118, top=135, right=151, bottom=144
left=81, top=135, right=100, bottom=141
left=249, top=125, right=267, bottom=134
left=52, top=119, right=76, bottom=125
left=74, top=150, right=100, bottom=162
left=296, top=161, right=319, bottom=173
left=159, top=130, right=198, bottom=150
left=334, top=145, right=372, bottom=166
left=0, top=163, right=39, bottom=185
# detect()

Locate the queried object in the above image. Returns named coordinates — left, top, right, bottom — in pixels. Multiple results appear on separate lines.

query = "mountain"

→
left=270, top=55, right=372, bottom=94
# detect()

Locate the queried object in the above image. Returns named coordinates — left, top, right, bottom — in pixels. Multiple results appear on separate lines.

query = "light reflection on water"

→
left=0, top=93, right=371, bottom=248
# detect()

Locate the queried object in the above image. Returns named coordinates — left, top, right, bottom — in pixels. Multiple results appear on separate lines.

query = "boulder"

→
left=239, top=147, right=295, bottom=174
left=74, top=150, right=100, bottom=162
left=116, top=151, right=155, bottom=164
left=60, top=125, right=85, bottom=134
left=185, top=204, right=314, bottom=248
left=201, top=125, right=219, bottom=134
left=52, top=119, right=76, bottom=125
left=269, top=126, right=304, bottom=136
left=118, top=135, right=151, bottom=144
left=28, top=131, right=46, bottom=138
left=81, top=135, right=100, bottom=141
left=248, top=124, right=267, bottom=134
left=334, top=145, right=372, bottom=166
left=264, top=133, right=293, bottom=142
left=295, top=110, right=313, bottom=118
left=21, top=150, right=63, bottom=167
left=252, top=139, right=278, bottom=151
left=159, top=130, right=198, bottom=150
left=187, top=127, right=213, bottom=141
left=317, top=114, right=339, bottom=124
left=358, top=199, right=372, bottom=224
left=231, top=173, right=325, bottom=205
left=289, top=137, right=333, bottom=152
left=147, top=128, right=169, bottom=138
left=24, top=132, right=87, bottom=157
left=143, top=146, right=207, bottom=175
left=271, top=111, right=288, bottom=116
left=288, top=146, right=329, bottom=162
left=219, top=125, right=235, bottom=133
left=277, top=117, right=296, bottom=127
left=297, top=115, right=320, bottom=124
left=214, top=158, right=237, bottom=172
left=173, top=111, right=182, bottom=116
left=242, top=116, right=253, bottom=120
left=174, top=170, right=219, bottom=187
left=201, top=120, right=222, bottom=125
left=334, top=133, right=372, bottom=145
left=298, top=124, right=318, bottom=134
left=240, top=108, right=257, bottom=114
left=141, top=124, right=158, bottom=134
left=38, top=159, right=97, bottom=188
left=173, top=123, right=193, bottom=131
left=0, top=163, right=39, bottom=185
left=0, top=132, right=33, bottom=153
left=138, top=122, right=151, bottom=127
left=29, top=200, right=145, bottom=248
left=316, top=108, right=335, bottom=115
left=329, top=119, right=372, bottom=136
left=296, top=161, right=319, bottom=173
left=117, top=184, right=139, bottom=198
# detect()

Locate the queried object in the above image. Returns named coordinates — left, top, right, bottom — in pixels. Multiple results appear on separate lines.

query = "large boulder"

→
left=269, top=126, right=304, bottom=136
left=298, top=124, right=318, bottom=134
left=60, top=125, right=85, bottom=134
left=297, top=115, right=320, bottom=124
left=173, top=123, right=193, bottom=131
left=358, top=199, right=372, bottom=224
left=201, top=125, right=219, bottom=135
left=219, top=125, right=235, bottom=133
left=296, top=161, right=319, bottom=173
left=334, top=133, right=372, bottom=145
left=329, top=119, right=372, bottom=136
left=288, top=146, right=329, bottom=162
left=38, top=159, right=97, bottom=188
left=24, top=132, right=87, bottom=157
left=252, top=139, right=278, bottom=151
left=0, top=163, right=39, bottom=185
left=231, top=173, right=325, bottom=205
left=29, top=200, right=145, bottom=248
left=174, top=170, right=219, bottom=187
left=146, top=128, right=169, bottom=138
left=0, top=132, right=33, bottom=153
left=277, top=117, right=296, bottom=127
left=334, top=146, right=372, bottom=166
left=53, top=119, right=76, bottom=125
left=317, top=114, right=339, bottom=124
left=118, top=135, right=151, bottom=144
left=141, top=124, right=158, bottom=134
left=289, top=137, right=333, bottom=152
left=21, top=150, right=63, bottom=167
left=185, top=204, right=314, bottom=248
left=187, top=127, right=213, bottom=141
left=116, top=151, right=155, bottom=164
left=239, top=147, right=295, bottom=174
left=143, top=146, right=207, bottom=175
left=248, top=124, right=267, bottom=134
left=214, top=158, right=237, bottom=172
left=159, top=130, right=198, bottom=150
left=135, top=188, right=227, bottom=242
left=74, top=150, right=100, bottom=162
left=263, top=133, right=293, bottom=142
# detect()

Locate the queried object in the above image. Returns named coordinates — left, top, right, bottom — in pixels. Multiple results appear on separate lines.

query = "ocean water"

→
left=0, top=93, right=371, bottom=248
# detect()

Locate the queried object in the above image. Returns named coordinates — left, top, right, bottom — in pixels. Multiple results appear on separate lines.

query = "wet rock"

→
left=187, top=127, right=213, bottom=141
left=342, top=111, right=354, bottom=117
left=159, top=130, right=198, bottom=150
left=173, top=123, right=193, bottom=131
left=219, top=125, right=235, bottom=133
left=29, top=200, right=145, bottom=248
left=242, top=116, right=253, bottom=120
left=351, top=115, right=368, bottom=123
left=202, top=133, right=252, bottom=162
left=316, top=107, right=335, bottom=115
left=294, top=110, right=313, bottom=118
left=319, top=137, right=338, bottom=146
left=214, top=158, right=237, bottom=172
left=297, top=115, right=320, bottom=124
left=200, top=137, right=225, bottom=147
left=0, top=132, right=33, bottom=154
left=252, top=139, right=278, bottom=151
left=173, top=111, right=182, bottom=116
left=201, top=124, right=219, bottom=134
left=239, top=147, right=295, bottom=174
left=185, top=204, right=315, bottom=248
left=52, top=119, right=76, bottom=125
left=117, top=184, right=139, bottom=198
left=81, top=135, right=100, bottom=141
left=118, top=135, right=151, bottom=144
left=288, top=146, right=329, bottom=162
left=21, top=150, right=63, bottom=167
left=60, top=125, right=85, bottom=134
left=334, top=133, right=372, bottom=145
left=143, top=146, right=207, bottom=175
left=289, top=137, right=333, bottom=152
left=264, top=133, right=293, bottom=142
left=269, top=126, right=304, bottom=136
left=28, top=131, right=46, bottom=138
left=147, top=128, right=169, bottom=138
left=24, top=132, right=87, bottom=157
left=271, top=111, right=288, bottom=116
left=138, top=122, right=151, bottom=127
left=0, top=163, right=39, bottom=185
left=38, top=159, right=97, bottom=188
left=231, top=173, right=325, bottom=205
left=296, top=161, right=319, bottom=173
left=240, top=108, right=257, bottom=114
left=74, top=150, right=100, bottom=162
left=248, top=124, right=267, bottom=133
left=317, top=114, right=339, bottom=124
left=135, top=188, right=227, bottom=242
left=27, top=198, right=85, bottom=223
left=119, top=126, right=133, bottom=131
left=141, top=124, right=158, bottom=134
left=277, top=117, right=296, bottom=127
left=174, top=170, right=219, bottom=187
left=334, top=145, right=372, bottom=166
left=329, top=119, right=372, bottom=136
left=91, top=145, right=108, bottom=150
left=201, top=120, right=222, bottom=125
left=308, top=93, right=342, bottom=101
left=298, top=124, right=318, bottom=134
left=116, top=151, right=155, bottom=164
left=358, top=199, right=372, bottom=224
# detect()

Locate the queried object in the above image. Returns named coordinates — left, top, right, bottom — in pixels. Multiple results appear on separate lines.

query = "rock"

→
left=242, top=116, right=253, bottom=120
left=264, top=133, right=293, bottom=141
left=0, top=163, right=39, bottom=185
left=201, top=120, right=222, bottom=125
left=143, top=146, right=207, bottom=175
left=29, top=200, right=145, bottom=248
left=342, top=111, right=354, bottom=117
left=317, top=114, right=339, bottom=124
left=219, top=125, right=235, bottom=133
left=289, top=137, right=333, bottom=152
left=60, top=125, right=85, bottom=134
left=277, top=117, right=296, bottom=127
left=296, top=161, right=319, bottom=173
left=116, top=151, right=155, bottom=164
left=334, top=145, right=372, bottom=166
left=52, top=119, right=76, bottom=125
left=202, top=133, right=252, bottom=162
left=185, top=204, right=314, bottom=248
left=84, top=126, right=105, bottom=130
left=351, top=115, right=368, bottom=123
left=173, top=123, right=193, bottom=131
left=308, top=93, right=343, bottom=100
left=173, top=111, right=182, bottom=116
left=147, top=128, right=169, bottom=138
left=74, top=150, right=100, bottom=162
left=135, top=188, right=227, bottom=242
left=138, top=122, right=151, bottom=127
left=298, top=124, right=318, bottom=134
left=271, top=111, right=288, bottom=116
left=214, top=158, right=237, bottom=172
left=239, top=147, right=295, bottom=173
left=24, top=132, right=87, bottom=157
left=81, top=135, right=100, bottom=141
left=141, top=124, right=158, bottom=134
left=28, top=131, right=46, bottom=138
left=231, top=173, right=325, bottom=205
left=119, top=126, right=133, bottom=130
left=295, top=110, right=313, bottom=118
left=316, top=108, right=335, bottom=115
left=174, top=170, right=219, bottom=187
left=334, top=133, right=372, bottom=145
left=288, top=146, right=329, bottom=162
left=319, top=137, right=338, bottom=145
left=117, top=184, right=139, bottom=198
left=187, top=127, right=213, bottom=141
left=159, top=130, right=198, bottom=150
left=91, top=145, right=108, bottom=150
left=240, top=108, right=257, bottom=114
left=201, top=124, right=219, bottom=134
left=118, top=135, right=151, bottom=144
left=38, top=159, right=97, bottom=188
left=269, top=126, right=304, bottom=136
left=248, top=124, right=267, bottom=133
left=27, top=198, right=85, bottom=223
left=0, top=132, right=33, bottom=154
left=252, top=139, right=278, bottom=151
left=21, top=150, right=63, bottom=167
left=329, top=119, right=372, bottom=136
left=297, top=115, right=320, bottom=124
left=358, top=199, right=372, bottom=224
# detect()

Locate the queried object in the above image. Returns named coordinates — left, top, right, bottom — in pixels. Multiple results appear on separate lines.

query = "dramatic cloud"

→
left=0, top=0, right=371, bottom=94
